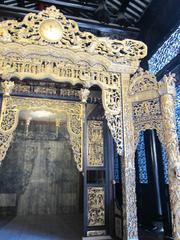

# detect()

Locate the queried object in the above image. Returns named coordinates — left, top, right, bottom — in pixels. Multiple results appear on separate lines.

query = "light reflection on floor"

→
left=0, top=215, right=82, bottom=240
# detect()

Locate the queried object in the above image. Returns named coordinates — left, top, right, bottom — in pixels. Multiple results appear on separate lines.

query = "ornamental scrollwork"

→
left=0, top=96, right=19, bottom=134
left=132, top=98, right=164, bottom=148
left=0, top=132, right=13, bottom=164
left=102, top=88, right=121, bottom=115
left=105, top=113, right=123, bottom=155
left=129, top=68, right=158, bottom=96
left=134, top=120, right=164, bottom=149
left=8, top=83, right=80, bottom=99
left=102, top=88, right=123, bottom=155
left=0, top=55, right=121, bottom=89
left=0, top=6, right=147, bottom=63
left=88, top=187, right=105, bottom=226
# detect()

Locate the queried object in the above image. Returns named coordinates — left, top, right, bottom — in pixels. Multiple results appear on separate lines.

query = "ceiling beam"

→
left=17, top=0, right=25, bottom=7
left=0, top=3, right=140, bottom=37
left=0, top=4, right=38, bottom=14
left=39, top=0, right=96, bottom=12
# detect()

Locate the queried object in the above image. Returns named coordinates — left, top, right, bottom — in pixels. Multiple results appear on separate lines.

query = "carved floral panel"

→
left=88, top=121, right=104, bottom=167
left=88, top=187, right=105, bottom=226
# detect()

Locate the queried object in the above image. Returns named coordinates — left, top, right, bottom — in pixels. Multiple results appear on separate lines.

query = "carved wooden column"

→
left=159, top=74, right=180, bottom=240
left=121, top=73, right=138, bottom=240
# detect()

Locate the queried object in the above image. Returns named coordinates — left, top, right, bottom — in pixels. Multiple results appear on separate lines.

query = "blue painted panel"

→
left=114, top=141, right=120, bottom=183
left=148, top=25, right=180, bottom=74
left=136, top=132, right=148, bottom=184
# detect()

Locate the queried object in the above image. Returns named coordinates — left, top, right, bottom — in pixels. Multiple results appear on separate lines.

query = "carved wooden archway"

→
left=0, top=93, right=83, bottom=171
left=0, top=6, right=179, bottom=240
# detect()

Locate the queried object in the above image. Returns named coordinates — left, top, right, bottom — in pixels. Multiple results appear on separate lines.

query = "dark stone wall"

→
left=0, top=121, right=80, bottom=216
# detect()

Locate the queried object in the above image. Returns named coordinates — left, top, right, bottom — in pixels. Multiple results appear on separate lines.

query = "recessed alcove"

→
left=0, top=112, right=83, bottom=239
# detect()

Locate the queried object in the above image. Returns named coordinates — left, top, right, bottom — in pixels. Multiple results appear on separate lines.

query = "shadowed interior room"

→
left=0, top=116, right=83, bottom=239
left=0, top=1, right=179, bottom=240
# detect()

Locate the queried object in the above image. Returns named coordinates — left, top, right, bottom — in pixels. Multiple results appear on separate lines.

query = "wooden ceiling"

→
left=0, top=0, right=152, bottom=26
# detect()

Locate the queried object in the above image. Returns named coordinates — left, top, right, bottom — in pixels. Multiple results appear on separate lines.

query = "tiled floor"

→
left=0, top=215, right=164, bottom=240
left=0, top=215, right=82, bottom=240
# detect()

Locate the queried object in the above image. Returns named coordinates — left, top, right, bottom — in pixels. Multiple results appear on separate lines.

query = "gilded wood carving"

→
left=87, top=187, right=105, bottom=226
left=129, top=70, right=180, bottom=240
left=0, top=83, right=83, bottom=171
left=159, top=75, right=180, bottom=240
left=0, top=6, right=179, bottom=240
left=88, top=121, right=104, bottom=167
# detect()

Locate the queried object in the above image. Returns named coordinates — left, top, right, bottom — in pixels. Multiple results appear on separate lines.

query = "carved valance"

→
left=0, top=6, right=147, bottom=63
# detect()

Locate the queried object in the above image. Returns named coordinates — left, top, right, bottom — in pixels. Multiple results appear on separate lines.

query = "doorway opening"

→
left=0, top=112, right=83, bottom=240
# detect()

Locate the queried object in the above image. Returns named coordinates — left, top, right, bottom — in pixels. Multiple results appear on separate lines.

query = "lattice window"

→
left=148, top=25, right=180, bottom=74
left=136, top=132, right=148, bottom=184
left=176, top=84, right=180, bottom=144
left=161, top=147, right=169, bottom=184
left=148, top=24, right=180, bottom=183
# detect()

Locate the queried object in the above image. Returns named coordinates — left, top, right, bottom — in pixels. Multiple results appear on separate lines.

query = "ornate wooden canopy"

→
left=0, top=6, right=179, bottom=240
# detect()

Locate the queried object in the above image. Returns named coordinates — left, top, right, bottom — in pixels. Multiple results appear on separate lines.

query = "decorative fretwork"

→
left=0, top=6, right=147, bottom=63
left=0, top=132, right=13, bottom=164
left=106, top=113, right=123, bottom=155
left=148, top=25, right=180, bottom=74
left=1, top=6, right=180, bottom=240
left=103, top=88, right=121, bottom=114
left=0, top=96, right=19, bottom=133
left=134, top=120, right=163, bottom=149
left=0, top=55, right=122, bottom=89
left=102, top=88, right=123, bottom=155
left=133, top=98, right=164, bottom=148
left=133, top=98, right=161, bottom=122
left=8, top=83, right=81, bottom=99
left=136, top=132, right=148, bottom=184
left=88, top=187, right=105, bottom=226
left=88, top=121, right=104, bottom=167
left=0, top=92, right=84, bottom=171
left=13, top=84, right=31, bottom=94
left=129, top=68, right=158, bottom=96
